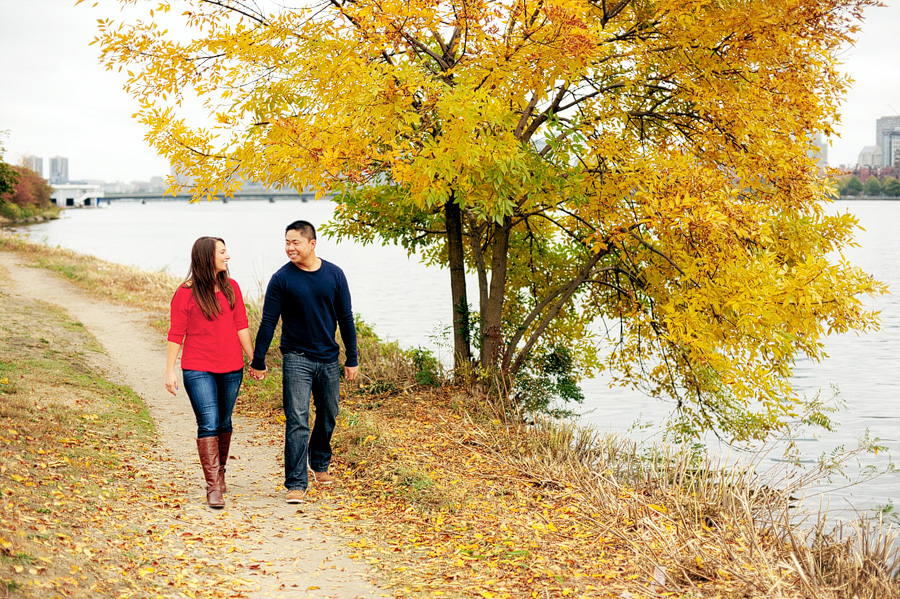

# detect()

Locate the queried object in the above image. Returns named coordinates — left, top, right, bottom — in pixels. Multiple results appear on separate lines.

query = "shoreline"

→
left=2, top=233, right=898, bottom=598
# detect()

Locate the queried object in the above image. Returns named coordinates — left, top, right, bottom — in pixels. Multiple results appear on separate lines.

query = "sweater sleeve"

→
left=251, top=272, right=283, bottom=370
left=167, top=287, right=188, bottom=344
left=335, top=270, right=359, bottom=368
left=231, top=280, right=249, bottom=331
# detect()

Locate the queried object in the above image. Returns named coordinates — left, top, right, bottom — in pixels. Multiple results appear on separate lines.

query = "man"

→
left=250, top=220, right=359, bottom=504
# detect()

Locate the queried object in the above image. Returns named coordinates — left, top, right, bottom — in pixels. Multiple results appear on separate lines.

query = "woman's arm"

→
left=237, top=328, right=254, bottom=364
left=165, top=341, right=182, bottom=396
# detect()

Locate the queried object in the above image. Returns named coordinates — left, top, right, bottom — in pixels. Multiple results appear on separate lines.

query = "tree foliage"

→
left=842, top=175, right=864, bottom=196
left=96, top=0, right=886, bottom=440
left=0, top=139, right=20, bottom=198
left=2, top=165, right=53, bottom=208
left=883, top=177, right=900, bottom=197
left=863, top=175, right=882, bottom=196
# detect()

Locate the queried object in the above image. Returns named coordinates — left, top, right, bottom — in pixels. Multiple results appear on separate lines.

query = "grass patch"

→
left=0, top=232, right=176, bottom=328
left=0, top=286, right=164, bottom=597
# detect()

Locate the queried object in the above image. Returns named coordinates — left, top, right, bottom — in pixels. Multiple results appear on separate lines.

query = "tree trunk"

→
left=444, top=195, right=471, bottom=370
left=480, top=216, right=511, bottom=372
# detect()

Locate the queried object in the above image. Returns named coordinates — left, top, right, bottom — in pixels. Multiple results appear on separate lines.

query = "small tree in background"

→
left=3, top=165, right=53, bottom=208
left=0, top=158, right=54, bottom=221
left=842, top=176, right=864, bottom=196
left=0, top=139, right=20, bottom=198
left=863, top=176, right=882, bottom=196
left=882, top=177, right=900, bottom=197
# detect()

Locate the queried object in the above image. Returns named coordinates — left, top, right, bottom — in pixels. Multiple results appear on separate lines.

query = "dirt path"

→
left=0, top=249, right=389, bottom=599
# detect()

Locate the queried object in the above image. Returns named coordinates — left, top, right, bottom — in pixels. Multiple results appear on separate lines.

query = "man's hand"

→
left=249, top=366, right=267, bottom=381
left=344, top=365, right=359, bottom=382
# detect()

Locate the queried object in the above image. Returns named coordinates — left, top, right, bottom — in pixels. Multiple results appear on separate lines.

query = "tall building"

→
left=875, top=115, right=900, bottom=167
left=858, top=146, right=882, bottom=168
left=49, top=156, right=69, bottom=184
left=887, top=131, right=900, bottom=168
left=811, top=133, right=828, bottom=171
left=22, top=155, right=43, bottom=177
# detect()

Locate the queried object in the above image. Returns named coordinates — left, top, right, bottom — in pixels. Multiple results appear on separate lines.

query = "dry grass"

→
left=458, top=408, right=900, bottom=598
left=0, top=232, right=177, bottom=325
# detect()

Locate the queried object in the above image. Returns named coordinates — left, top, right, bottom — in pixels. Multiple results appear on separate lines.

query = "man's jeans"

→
left=181, top=369, right=243, bottom=439
left=282, top=352, right=341, bottom=491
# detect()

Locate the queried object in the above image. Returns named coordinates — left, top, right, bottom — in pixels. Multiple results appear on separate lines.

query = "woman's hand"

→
left=165, top=371, right=179, bottom=396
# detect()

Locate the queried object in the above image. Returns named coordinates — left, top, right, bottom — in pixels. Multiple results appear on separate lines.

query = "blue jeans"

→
left=182, top=369, right=243, bottom=439
left=282, top=352, right=341, bottom=491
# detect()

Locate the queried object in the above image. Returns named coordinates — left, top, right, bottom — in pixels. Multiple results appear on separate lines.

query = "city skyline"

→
left=1, top=0, right=899, bottom=183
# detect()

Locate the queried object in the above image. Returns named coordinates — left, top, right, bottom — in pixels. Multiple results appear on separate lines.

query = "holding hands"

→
left=249, top=365, right=267, bottom=381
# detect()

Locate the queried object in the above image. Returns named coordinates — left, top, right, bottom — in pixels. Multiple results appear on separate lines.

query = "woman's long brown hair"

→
left=185, top=236, right=235, bottom=320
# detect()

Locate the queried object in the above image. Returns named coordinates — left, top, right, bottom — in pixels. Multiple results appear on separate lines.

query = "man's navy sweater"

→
left=251, top=259, right=358, bottom=370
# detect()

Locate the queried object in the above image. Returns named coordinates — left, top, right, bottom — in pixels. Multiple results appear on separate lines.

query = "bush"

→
left=0, top=201, right=22, bottom=220
left=410, top=347, right=442, bottom=387
left=512, top=345, right=584, bottom=417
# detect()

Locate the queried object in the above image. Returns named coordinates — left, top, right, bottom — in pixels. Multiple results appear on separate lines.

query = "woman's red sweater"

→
left=167, top=280, right=249, bottom=373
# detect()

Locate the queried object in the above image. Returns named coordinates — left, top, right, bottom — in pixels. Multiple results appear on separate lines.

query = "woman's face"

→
left=214, top=240, right=230, bottom=273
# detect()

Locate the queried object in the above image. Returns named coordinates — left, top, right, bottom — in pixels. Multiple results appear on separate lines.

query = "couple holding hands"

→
left=164, top=220, right=359, bottom=509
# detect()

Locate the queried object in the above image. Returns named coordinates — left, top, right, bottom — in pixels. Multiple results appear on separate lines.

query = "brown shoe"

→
left=197, top=437, right=225, bottom=509
left=285, top=489, right=305, bottom=504
left=311, top=470, right=334, bottom=485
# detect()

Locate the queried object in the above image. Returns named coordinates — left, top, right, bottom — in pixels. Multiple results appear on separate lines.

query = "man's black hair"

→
left=286, top=220, right=316, bottom=240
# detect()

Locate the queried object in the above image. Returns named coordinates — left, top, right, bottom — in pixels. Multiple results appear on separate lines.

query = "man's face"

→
left=285, top=229, right=315, bottom=264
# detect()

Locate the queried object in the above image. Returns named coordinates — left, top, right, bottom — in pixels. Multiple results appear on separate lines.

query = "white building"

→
left=50, top=183, right=103, bottom=208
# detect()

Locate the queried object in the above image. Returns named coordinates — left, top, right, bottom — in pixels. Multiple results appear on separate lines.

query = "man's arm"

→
left=251, top=273, right=283, bottom=372
left=335, top=269, right=359, bottom=378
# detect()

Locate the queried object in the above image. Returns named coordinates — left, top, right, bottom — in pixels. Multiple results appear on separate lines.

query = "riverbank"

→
left=0, top=206, right=60, bottom=227
left=1, top=232, right=898, bottom=598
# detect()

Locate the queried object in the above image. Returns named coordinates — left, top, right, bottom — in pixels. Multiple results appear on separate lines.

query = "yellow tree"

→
left=95, top=0, right=885, bottom=439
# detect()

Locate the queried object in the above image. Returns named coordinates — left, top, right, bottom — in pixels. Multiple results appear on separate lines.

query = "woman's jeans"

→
left=182, top=369, right=243, bottom=439
left=282, top=352, right=341, bottom=491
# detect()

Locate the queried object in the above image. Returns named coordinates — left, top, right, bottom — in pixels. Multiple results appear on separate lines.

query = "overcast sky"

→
left=1, top=0, right=898, bottom=183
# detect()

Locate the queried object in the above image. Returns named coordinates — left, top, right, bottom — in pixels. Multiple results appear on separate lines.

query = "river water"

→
left=11, top=199, right=899, bottom=519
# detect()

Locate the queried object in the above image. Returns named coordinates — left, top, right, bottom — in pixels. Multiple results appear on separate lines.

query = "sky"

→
left=1, top=0, right=899, bottom=183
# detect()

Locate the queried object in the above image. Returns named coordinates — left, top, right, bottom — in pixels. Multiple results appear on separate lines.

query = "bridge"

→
left=101, top=189, right=326, bottom=202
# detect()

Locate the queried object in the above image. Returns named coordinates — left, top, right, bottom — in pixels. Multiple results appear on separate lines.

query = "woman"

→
left=165, top=236, right=254, bottom=509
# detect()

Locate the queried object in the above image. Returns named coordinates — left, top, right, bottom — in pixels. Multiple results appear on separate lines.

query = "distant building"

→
left=858, top=146, right=882, bottom=168
left=22, top=155, right=43, bottom=177
left=149, top=176, right=166, bottom=192
left=49, top=156, right=69, bottom=184
left=887, top=131, right=900, bottom=168
left=810, top=133, right=828, bottom=172
left=875, top=116, right=900, bottom=167
left=50, top=183, right=103, bottom=208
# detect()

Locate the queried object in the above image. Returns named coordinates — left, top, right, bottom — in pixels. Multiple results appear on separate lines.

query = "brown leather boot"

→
left=197, top=437, right=224, bottom=509
left=218, top=431, right=232, bottom=493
